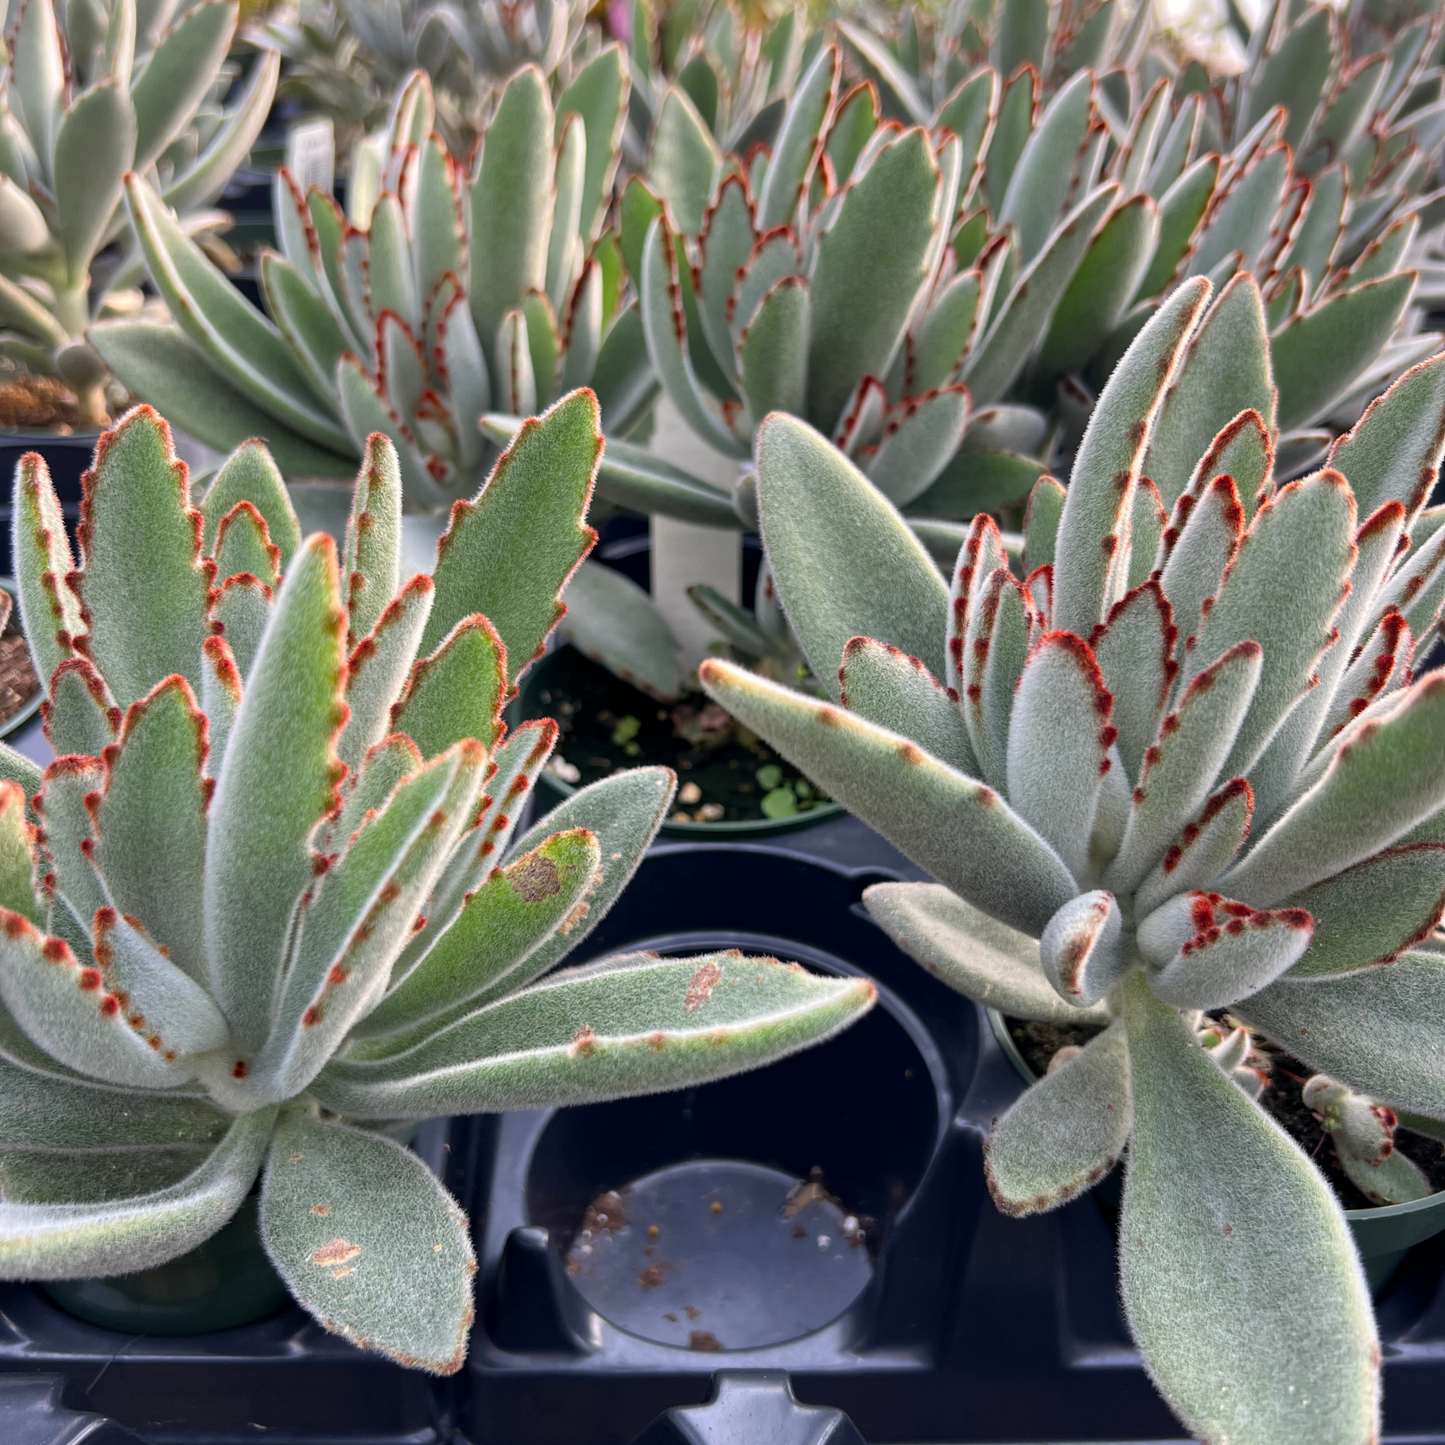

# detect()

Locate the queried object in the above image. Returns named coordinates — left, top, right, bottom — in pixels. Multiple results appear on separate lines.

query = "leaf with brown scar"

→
left=262, top=1112, right=476, bottom=1375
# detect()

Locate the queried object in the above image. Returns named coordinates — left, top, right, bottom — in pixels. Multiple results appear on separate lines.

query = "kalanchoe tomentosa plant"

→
left=0, top=388, right=873, bottom=1371
left=254, top=0, right=594, bottom=158
left=620, top=1, right=1441, bottom=529
left=0, top=0, right=278, bottom=423
left=699, top=274, right=1445, bottom=1442
left=622, top=0, right=810, bottom=168
left=92, top=57, right=653, bottom=499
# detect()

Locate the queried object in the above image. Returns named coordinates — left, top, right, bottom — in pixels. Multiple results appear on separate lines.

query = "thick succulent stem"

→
left=53, top=284, right=109, bottom=428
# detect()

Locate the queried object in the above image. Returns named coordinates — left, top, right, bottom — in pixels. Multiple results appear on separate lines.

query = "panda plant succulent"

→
left=699, top=274, right=1445, bottom=1443
left=0, top=387, right=874, bottom=1372
left=0, top=0, right=278, bottom=426
left=600, top=0, right=1440, bottom=534
left=91, top=55, right=655, bottom=502
left=254, top=0, right=593, bottom=159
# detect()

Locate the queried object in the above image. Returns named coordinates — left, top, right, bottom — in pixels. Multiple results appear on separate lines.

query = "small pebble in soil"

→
left=678, top=781, right=702, bottom=805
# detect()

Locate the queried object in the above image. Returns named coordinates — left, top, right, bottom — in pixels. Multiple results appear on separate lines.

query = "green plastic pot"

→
left=985, top=1007, right=1445, bottom=1291
left=517, top=645, right=844, bottom=839
left=40, top=1194, right=291, bottom=1336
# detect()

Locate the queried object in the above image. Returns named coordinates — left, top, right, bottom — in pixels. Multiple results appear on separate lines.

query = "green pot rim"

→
left=982, top=1006, right=1445, bottom=1237
left=0, top=577, right=42, bottom=742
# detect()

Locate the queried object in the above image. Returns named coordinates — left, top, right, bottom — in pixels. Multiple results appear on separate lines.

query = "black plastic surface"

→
left=0, top=1375, right=144, bottom=1444
left=0, top=432, right=91, bottom=576
left=0, top=802, right=1441, bottom=1440
left=628, top=1371, right=865, bottom=1445
left=454, top=836, right=1445, bottom=1445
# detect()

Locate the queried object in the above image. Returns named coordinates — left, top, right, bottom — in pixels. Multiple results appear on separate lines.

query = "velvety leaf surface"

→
left=757, top=44, right=836, bottom=231
left=1091, top=582, right=1174, bottom=783
left=1188, top=472, right=1356, bottom=781
left=339, top=577, right=434, bottom=772
left=700, top=661, right=1076, bottom=936
left=314, top=952, right=876, bottom=1117
left=71, top=408, right=211, bottom=707
left=210, top=576, right=271, bottom=680
left=13, top=453, right=82, bottom=690
left=342, top=436, right=402, bottom=646
left=1053, top=278, right=1210, bottom=638
left=384, top=721, right=560, bottom=990
left=41, top=660, right=117, bottom=763
left=37, top=757, right=107, bottom=935
left=965, top=185, right=1120, bottom=408
left=0, top=1107, right=273, bottom=1280
left=1120, top=974, right=1379, bottom=1445
left=1138, top=893, right=1314, bottom=1010
left=839, top=637, right=976, bottom=776
left=253, top=743, right=486, bottom=1100
left=392, top=617, right=506, bottom=761
left=1223, top=674, right=1445, bottom=906
left=0, top=784, right=42, bottom=927
left=1285, top=846, right=1445, bottom=979
left=758, top=413, right=948, bottom=695
left=1006, top=632, right=1114, bottom=883
left=89, top=677, right=209, bottom=985
left=468, top=66, right=553, bottom=357
left=0, top=1053, right=227, bottom=1151
left=863, top=882, right=1109, bottom=1024
left=205, top=536, right=347, bottom=1052
left=1039, top=891, right=1128, bottom=1008
left=125, top=179, right=349, bottom=452
left=1134, top=779, right=1254, bottom=918
left=0, top=1146, right=210, bottom=1205
left=807, top=129, right=941, bottom=434
left=1143, top=275, right=1275, bottom=511
left=1107, top=643, right=1262, bottom=893
left=88, top=323, right=355, bottom=478
left=986, top=1023, right=1132, bottom=1214
left=1329, top=354, right=1445, bottom=524
left=1239, top=952, right=1445, bottom=1117
left=214, top=504, right=280, bottom=590
left=423, top=391, right=599, bottom=684
left=0, top=907, right=225, bottom=1089
left=360, top=828, right=600, bottom=1043
left=495, top=766, right=675, bottom=980
left=261, top=1110, right=475, bottom=1373
left=1272, top=274, right=1415, bottom=430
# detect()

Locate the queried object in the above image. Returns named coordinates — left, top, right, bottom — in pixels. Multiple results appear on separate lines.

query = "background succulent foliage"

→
left=0, top=388, right=872, bottom=1371
left=93, top=56, right=653, bottom=502
left=0, top=0, right=278, bottom=422
left=700, top=276, right=1445, bottom=1444
left=625, top=0, right=1443, bottom=531
left=255, top=0, right=593, bottom=158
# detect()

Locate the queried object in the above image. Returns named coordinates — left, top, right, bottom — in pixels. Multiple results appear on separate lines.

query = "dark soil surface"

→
left=0, top=605, right=39, bottom=729
left=1250, top=1037, right=1445, bottom=1210
left=1002, top=1015, right=1445, bottom=1211
left=532, top=646, right=830, bottom=825
left=1005, top=1017, right=1108, bottom=1078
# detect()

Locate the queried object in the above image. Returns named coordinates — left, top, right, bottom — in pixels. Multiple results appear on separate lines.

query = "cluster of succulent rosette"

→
left=0, top=390, right=872, bottom=1370
left=0, top=0, right=1442, bottom=1436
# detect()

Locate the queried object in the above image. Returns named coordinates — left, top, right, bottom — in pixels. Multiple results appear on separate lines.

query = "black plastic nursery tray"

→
left=2, top=728, right=1444, bottom=1443
left=453, top=831, right=1445, bottom=1445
